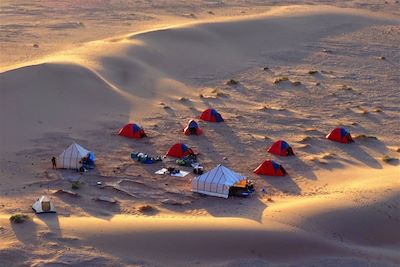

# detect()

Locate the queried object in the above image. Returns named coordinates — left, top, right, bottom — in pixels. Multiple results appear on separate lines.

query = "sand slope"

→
left=0, top=3, right=399, bottom=267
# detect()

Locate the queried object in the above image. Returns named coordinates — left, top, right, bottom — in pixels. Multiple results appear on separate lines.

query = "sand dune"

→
left=0, top=3, right=399, bottom=267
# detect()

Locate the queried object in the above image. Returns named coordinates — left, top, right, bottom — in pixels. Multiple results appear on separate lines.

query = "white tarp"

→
left=32, top=195, right=56, bottom=213
left=57, top=143, right=89, bottom=169
left=191, top=164, right=246, bottom=198
left=155, top=168, right=190, bottom=177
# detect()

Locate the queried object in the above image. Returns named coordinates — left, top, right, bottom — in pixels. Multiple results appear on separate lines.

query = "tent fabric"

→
left=326, top=127, right=353, bottom=144
left=253, top=160, right=286, bottom=176
left=191, top=164, right=246, bottom=198
left=57, top=143, right=90, bottom=169
left=200, top=108, right=224, bottom=122
left=268, top=140, right=294, bottom=156
left=166, top=143, right=194, bottom=158
left=183, top=120, right=203, bottom=135
left=32, top=196, right=56, bottom=213
left=118, top=123, right=146, bottom=139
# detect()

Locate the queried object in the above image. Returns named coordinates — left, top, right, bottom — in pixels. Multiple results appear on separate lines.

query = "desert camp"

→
left=1, top=1, right=399, bottom=267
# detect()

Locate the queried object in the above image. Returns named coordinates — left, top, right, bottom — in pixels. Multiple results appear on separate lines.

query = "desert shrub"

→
left=138, top=205, right=156, bottom=213
left=226, top=79, right=239, bottom=85
left=273, top=77, right=289, bottom=84
left=71, top=181, right=80, bottom=190
left=382, top=155, right=395, bottom=163
left=308, top=70, right=318, bottom=75
left=10, top=214, right=30, bottom=224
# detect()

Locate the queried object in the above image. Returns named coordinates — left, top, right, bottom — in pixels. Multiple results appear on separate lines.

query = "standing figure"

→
left=51, top=156, right=57, bottom=169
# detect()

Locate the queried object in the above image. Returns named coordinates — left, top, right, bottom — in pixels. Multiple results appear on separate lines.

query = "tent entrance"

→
left=41, top=201, right=51, bottom=212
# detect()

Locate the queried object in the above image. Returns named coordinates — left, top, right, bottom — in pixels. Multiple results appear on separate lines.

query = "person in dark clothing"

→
left=51, top=156, right=57, bottom=169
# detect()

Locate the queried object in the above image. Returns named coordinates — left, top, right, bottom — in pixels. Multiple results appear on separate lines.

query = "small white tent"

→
left=57, top=143, right=89, bottom=169
left=32, top=196, right=56, bottom=213
left=191, top=164, right=247, bottom=198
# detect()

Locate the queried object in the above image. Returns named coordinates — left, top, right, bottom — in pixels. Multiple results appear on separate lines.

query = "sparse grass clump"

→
left=226, top=79, right=239, bottom=85
left=10, top=214, right=30, bottom=224
left=138, top=205, right=156, bottom=213
left=71, top=181, right=80, bottom=190
left=308, top=70, right=318, bottom=75
left=382, top=155, right=395, bottom=163
left=178, top=97, right=189, bottom=102
left=354, top=134, right=378, bottom=140
left=340, top=85, right=353, bottom=91
left=299, top=136, right=312, bottom=142
left=273, top=76, right=289, bottom=84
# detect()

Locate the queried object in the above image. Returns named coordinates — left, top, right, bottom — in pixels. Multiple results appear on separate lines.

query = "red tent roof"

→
left=254, top=160, right=286, bottom=176
left=118, top=123, right=146, bottom=139
left=326, top=127, right=353, bottom=144
left=166, top=143, right=194, bottom=158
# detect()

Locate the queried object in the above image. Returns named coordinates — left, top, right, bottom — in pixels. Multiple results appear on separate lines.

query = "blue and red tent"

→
left=183, top=119, right=203, bottom=135
left=118, top=123, right=146, bottom=139
left=166, top=143, right=194, bottom=158
left=253, top=160, right=286, bottom=176
left=200, top=108, right=224, bottom=122
left=268, top=140, right=294, bottom=156
left=326, top=127, right=353, bottom=144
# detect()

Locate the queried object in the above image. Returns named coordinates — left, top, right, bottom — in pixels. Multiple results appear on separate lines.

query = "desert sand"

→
left=0, top=1, right=399, bottom=266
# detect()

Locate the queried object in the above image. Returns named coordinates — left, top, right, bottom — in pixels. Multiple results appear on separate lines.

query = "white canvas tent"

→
left=32, top=196, right=56, bottom=213
left=191, top=164, right=247, bottom=198
left=57, top=143, right=89, bottom=169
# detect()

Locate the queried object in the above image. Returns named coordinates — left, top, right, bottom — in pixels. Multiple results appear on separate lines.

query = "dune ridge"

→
left=1, top=3, right=399, bottom=267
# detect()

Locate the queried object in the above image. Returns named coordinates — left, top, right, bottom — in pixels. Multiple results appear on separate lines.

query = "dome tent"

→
left=326, top=127, right=353, bottom=144
left=254, top=160, right=286, bottom=176
left=118, top=123, right=146, bottom=139
left=32, top=196, right=56, bottom=213
left=57, top=143, right=94, bottom=170
left=191, top=164, right=247, bottom=198
left=200, top=108, right=224, bottom=122
left=183, top=119, right=202, bottom=135
left=268, top=140, right=294, bottom=156
left=166, top=143, right=194, bottom=158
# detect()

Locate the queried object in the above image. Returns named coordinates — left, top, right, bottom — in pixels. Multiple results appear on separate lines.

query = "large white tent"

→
left=32, top=195, right=56, bottom=213
left=191, top=164, right=247, bottom=198
left=57, top=143, right=89, bottom=169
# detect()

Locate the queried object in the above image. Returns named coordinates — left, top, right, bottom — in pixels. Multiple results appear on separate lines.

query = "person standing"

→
left=51, top=156, right=57, bottom=169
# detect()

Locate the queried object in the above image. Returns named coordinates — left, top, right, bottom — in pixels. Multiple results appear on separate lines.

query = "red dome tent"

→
left=166, top=143, right=194, bottom=158
left=200, top=108, right=224, bottom=122
left=118, top=123, right=146, bottom=139
left=253, top=160, right=286, bottom=176
left=326, top=127, right=353, bottom=144
left=268, top=140, right=294, bottom=156
left=183, top=120, right=203, bottom=135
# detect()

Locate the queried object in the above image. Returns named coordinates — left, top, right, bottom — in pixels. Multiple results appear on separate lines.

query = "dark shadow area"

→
left=179, top=194, right=268, bottom=223
left=259, top=174, right=302, bottom=195
left=35, top=213, right=61, bottom=237
left=334, top=142, right=382, bottom=169
left=211, top=122, right=249, bottom=154
left=281, top=156, right=318, bottom=180
left=10, top=218, right=39, bottom=245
